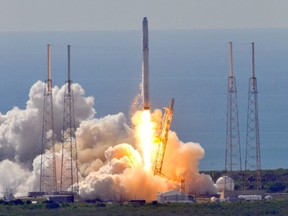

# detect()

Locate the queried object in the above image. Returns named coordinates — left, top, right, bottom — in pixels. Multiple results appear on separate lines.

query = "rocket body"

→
left=142, top=17, right=150, bottom=110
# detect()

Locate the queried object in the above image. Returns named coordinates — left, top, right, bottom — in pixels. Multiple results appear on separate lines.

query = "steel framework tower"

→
left=60, top=45, right=79, bottom=193
left=153, top=98, right=174, bottom=176
left=40, top=44, right=57, bottom=193
left=180, top=178, right=185, bottom=194
left=225, top=42, right=242, bottom=190
left=244, top=42, right=261, bottom=190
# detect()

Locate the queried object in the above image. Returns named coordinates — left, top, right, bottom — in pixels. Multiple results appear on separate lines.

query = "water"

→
left=0, top=29, right=287, bottom=171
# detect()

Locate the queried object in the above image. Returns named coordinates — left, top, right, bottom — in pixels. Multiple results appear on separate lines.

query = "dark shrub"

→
left=96, top=202, right=106, bottom=207
left=152, top=201, right=158, bottom=205
left=45, top=202, right=60, bottom=209
left=269, top=182, right=286, bottom=193
left=13, top=199, right=24, bottom=205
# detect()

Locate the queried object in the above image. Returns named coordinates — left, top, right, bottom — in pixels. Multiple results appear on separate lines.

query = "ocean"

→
left=0, top=29, right=287, bottom=171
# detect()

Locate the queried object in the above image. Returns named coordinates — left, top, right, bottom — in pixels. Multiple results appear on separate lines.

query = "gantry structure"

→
left=153, top=98, right=174, bottom=176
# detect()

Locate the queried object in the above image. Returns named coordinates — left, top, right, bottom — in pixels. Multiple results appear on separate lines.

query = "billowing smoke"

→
left=0, top=160, right=32, bottom=196
left=0, top=81, right=94, bottom=169
left=0, top=81, right=217, bottom=201
left=76, top=113, right=134, bottom=177
left=0, top=81, right=94, bottom=194
left=78, top=109, right=217, bottom=201
left=78, top=143, right=176, bottom=201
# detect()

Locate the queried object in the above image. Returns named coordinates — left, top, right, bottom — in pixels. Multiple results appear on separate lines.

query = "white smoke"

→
left=78, top=143, right=176, bottom=201
left=0, top=81, right=95, bottom=168
left=0, top=81, right=95, bottom=195
left=76, top=113, right=134, bottom=177
left=78, top=110, right=217, bottom=201
left=0, top=81, right=217, bottom=200
left=0, top=160, right=32, bottom=197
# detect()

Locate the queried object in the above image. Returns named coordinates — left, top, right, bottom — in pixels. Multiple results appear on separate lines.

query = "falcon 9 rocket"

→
left=142, top=17, right=150, bottom=110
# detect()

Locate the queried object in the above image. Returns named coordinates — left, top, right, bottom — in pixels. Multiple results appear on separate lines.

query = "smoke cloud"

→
left=78, top=109, right=217, bottom=201
left=0, top=81, right=94, bottom=168
left=0, top=81, right=217, bottom=201
left=76, top=113, right=134, bottom=177
left=0, top=160, right=32, bottom=197
left=0, top=81, right=94, bottom=194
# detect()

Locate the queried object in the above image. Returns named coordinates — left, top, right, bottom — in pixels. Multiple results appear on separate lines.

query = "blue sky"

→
left=0, top=0, right=288, bottom=31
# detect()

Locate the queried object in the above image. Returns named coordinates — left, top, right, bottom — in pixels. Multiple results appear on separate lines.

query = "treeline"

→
left=203, top=168, right=288, bottom=192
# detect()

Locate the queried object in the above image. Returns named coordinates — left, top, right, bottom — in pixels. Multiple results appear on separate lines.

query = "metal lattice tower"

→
left=60, top=45, right=79, bottom=193
left=225, top=42, right=242, bottom=190
left=40, top=44, right=57, bottom=193
left=180, top=178, right=185, bottom=194
left=153, top=98, right=174, bottom=176
left=244, top=42, right=261, bottom=190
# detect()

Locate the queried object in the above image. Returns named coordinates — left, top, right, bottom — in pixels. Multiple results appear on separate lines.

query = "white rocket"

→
left=142, top=17, right=150, bottom=110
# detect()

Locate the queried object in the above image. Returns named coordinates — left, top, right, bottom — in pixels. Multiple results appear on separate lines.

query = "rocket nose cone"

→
left=143, top=17, right=148, bottom=23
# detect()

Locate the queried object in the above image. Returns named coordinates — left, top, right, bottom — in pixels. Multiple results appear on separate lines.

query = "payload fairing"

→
left=142, top=17, right=150, bottom=110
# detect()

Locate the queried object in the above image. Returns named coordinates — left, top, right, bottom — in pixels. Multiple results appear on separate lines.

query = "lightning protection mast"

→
left=40, top=44, right=57, bottom=193
left=244, top=42, right=261, bottom=190
left=60, top=45, right=79, bottom=193
left=225, top=42, right=242, bottom=190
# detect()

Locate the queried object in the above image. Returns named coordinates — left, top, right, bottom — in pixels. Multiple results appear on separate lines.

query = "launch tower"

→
left=60, top=45, right=79, bottom=193
left=244, top=43, right=261, bottom=190
left=225, top=42, right=242, bottom=190
left=40, top=44, right=57, bottom=193
left=153, top=98, right=174, bottom=176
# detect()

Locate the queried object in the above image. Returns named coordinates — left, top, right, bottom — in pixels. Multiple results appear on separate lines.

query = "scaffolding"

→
left=244, top=43, right=261, bottom=190
left=40, top=44, right=57, bottom=193
left=60, top=45, right=79, bottom=193
left=153, top=98, right=174, bottom=176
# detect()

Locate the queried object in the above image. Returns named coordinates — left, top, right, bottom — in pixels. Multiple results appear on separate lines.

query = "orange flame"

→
left=135, top=110, right=155, bottom=171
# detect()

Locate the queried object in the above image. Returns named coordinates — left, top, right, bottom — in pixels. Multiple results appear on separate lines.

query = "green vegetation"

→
left=203, top=168, right=288, bottom=192
left=0, top=200, right=288, bottom=216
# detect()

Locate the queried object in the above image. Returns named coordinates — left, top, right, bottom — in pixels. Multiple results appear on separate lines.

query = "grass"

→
left=0, top=200, right=288, bottom=216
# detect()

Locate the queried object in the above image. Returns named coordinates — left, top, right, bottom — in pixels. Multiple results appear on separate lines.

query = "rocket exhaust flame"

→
left=135, top=110, right=154, bottom=171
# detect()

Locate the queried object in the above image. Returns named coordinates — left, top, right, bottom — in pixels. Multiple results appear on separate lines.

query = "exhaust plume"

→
left=0, top=81, right=217, bottom=200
